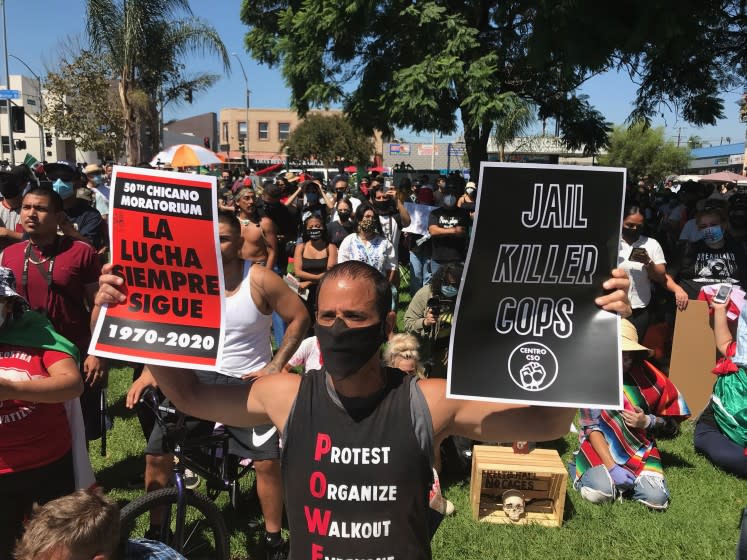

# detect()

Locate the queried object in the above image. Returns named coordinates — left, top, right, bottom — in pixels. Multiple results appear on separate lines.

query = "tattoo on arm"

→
left=267, top=333, right=303, bottom=373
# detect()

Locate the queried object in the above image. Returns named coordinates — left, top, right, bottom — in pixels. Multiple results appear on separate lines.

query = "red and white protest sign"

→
left=89, top=166, right=225, bottom=369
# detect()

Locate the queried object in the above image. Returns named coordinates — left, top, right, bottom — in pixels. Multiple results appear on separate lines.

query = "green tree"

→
left=241, top=1, right=743, bottom=177
left=86, top=0, right=230, bottom=164
left=283, top=114, right=374, bottom=171
left=41, top=50, right=125, bottom=161
left=687, top=135, right=704, bottom=149
left=598, top=124, right=690, bottom=184
left=492, top=94, right=536, bottom=162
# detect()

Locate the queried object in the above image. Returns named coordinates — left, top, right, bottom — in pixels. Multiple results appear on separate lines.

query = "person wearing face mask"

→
left=0, top=266, right=84, bottom=558
left=618, top=205, right=688, bottom=340
left=327, top=199, right=356, bottom=247
left=426, top=183, right=469, bottom=283
left=96, top=258, right=633, bottom=560
left=372, top=185, right=411, bottom=263
left=678, top=208, right=747, bottom=299
left=46, top=162, right=105, bottom=250
left=403, top=263, right=462, bottom=379
left=338, top=204, right=398, bottom=285
left=294, top=215, right=338, bottom=326
left=330, top=175, right=361, bottom=220
left=297, top=179, right=330, bottom=222
left=457, top=181, right=477, bottom=221
left=570, top=320, right=690, bottom=510
left=83, top=164, right=110, bottom=221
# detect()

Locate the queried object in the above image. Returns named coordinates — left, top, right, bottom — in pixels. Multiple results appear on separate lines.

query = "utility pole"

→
left=233, top=53, right=250, bottom=170
left=2, top=0, right=14, bottom=165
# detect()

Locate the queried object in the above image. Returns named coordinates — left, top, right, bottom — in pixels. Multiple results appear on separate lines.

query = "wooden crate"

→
left=470, top=445, right=568, bottom=527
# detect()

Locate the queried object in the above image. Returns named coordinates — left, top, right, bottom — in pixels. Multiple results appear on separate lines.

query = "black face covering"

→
left=316, top=318, right=386, bottom=379
left=307, top=228, right=323, bottom=240
left=338, top=210, right=351, bottom=222
left=373, top=199, right=396, bottom=214
left=621, top=226, right=641, bottom=242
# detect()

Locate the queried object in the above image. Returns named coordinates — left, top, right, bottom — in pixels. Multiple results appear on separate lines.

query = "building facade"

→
left=688, top=143, right=745, bottom=175
left=0, top=74, right=96, bottom=165
left=218, top=107, right=343, bottom=165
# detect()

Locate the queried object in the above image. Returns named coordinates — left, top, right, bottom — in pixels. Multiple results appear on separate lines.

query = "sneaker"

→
left=266, top=539, right=289, bottom=560
left=183, top=469, right=200, bottom=490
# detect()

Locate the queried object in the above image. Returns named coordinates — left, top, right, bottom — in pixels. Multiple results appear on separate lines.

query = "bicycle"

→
left=119, top=387, right=255, bottom=559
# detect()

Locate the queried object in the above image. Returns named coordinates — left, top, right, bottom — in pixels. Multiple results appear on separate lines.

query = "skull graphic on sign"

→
left=519, top=362, right=546, bottom=390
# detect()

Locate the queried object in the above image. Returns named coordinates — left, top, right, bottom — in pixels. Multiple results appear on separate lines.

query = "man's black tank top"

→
left=282, top=368, right=432, bottom=560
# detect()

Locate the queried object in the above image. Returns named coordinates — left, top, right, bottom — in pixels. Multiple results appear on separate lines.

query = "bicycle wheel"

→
left=119, top=488, right=230, bottom=560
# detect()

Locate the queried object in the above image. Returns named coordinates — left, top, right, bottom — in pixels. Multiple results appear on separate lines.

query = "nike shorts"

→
left=145, top=370, right=280, bottom=461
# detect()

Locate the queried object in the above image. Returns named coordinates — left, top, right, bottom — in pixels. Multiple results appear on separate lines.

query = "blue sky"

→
left=5, top=0, right=745, bottom=147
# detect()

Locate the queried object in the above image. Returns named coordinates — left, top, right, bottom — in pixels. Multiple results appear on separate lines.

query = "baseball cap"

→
left=45, top=161, right=80, bottom=181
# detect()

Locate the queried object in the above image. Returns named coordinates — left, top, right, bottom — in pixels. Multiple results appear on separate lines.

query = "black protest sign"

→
left=447, top=163, right=625, bottom=408
left=89, top=166, right=225, bottom=370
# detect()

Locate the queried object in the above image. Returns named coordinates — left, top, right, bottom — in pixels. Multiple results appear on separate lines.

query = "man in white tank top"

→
left=121, top=212, right=309, bottom=559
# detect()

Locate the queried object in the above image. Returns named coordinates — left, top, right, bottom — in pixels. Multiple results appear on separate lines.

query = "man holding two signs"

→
left=94, top=163, right=630, bottom=559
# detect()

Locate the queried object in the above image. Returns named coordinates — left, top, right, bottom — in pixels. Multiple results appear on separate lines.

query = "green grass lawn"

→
left=91, top=363, right=746, bottom=560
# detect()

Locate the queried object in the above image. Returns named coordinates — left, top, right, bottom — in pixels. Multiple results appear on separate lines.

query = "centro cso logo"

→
left=508, top=342, right=558, bottom=392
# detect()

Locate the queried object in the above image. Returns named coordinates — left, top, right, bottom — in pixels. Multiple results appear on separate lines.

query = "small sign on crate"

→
left=470, top=445, right=568, bottom=527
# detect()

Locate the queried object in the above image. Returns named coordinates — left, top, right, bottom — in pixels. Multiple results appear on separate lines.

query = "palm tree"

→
left=86, top=0, right=230, bottom=164
left=492, top=94, right=536, bottom=162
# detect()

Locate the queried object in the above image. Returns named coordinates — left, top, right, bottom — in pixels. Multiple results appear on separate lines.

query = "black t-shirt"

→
left=678, top=236, right=747, bottom=298
left=282, top=368, right=432, bottom=559
left=327, top=220, right=355, bottom=247
left=428, top=207, right=469, bottom=263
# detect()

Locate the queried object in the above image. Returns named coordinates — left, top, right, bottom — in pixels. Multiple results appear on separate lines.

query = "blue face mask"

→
left=306, top=192, right=319, bottom=205
left=92, top=174, right=104, bottom=186
left=440, top=284, right=458, bottom=298
left=702, top=225, right=724, bottom=244
left=52, top=178, right=74, bottom=200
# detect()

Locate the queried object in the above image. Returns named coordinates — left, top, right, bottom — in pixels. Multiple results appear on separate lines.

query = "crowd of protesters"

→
left=0, top=159, right=746, bottom=559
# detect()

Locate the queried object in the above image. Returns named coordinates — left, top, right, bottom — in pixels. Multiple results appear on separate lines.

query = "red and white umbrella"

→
left=151, top=144, right=222, bottom=168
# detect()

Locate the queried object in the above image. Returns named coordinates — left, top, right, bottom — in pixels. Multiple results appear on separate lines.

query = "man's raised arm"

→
left=421, top=268, right=631, bottom=443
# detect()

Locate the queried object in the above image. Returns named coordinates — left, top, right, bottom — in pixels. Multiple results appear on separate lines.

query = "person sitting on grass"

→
left=570, top=319, right=690, bottom=510
left=694, top=299, right=747, bottom=478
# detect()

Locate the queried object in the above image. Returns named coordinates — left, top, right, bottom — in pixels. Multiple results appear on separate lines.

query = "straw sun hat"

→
left=620, top=318, right=652, bottom=354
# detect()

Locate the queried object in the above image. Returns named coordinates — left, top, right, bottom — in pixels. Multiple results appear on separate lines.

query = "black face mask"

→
left=373, top=199, right=395, bottom=214
left=338, top=210, right=351, bottom=222
left=307, top=228, right=323, bottom=240
left=622, top=226, right=641, bottom=242
left=316, top=318, right=386, bottom=380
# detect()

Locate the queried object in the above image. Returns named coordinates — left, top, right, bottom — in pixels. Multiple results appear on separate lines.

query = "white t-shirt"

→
left=287, top=336, right=323, bottom=372
left=338, top=233, right=397, bottom=275
left=618, top=235, right=667, bottom=309
left=679, top=218, right=704, bottom=243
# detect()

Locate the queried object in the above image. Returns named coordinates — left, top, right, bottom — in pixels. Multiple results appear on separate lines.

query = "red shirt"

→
left=0, top=237, right=99, bottom=350
left=0, top=345, right=71, bottom=474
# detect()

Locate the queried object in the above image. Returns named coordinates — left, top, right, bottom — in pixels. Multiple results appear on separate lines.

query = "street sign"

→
left=0, top=90, right=20, bottom=100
